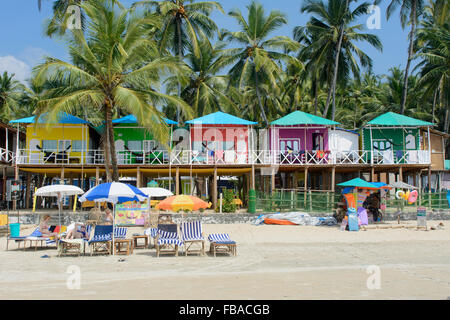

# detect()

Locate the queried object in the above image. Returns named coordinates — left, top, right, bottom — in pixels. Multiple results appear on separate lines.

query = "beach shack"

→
left=9, top=112, right=99, bottom=165
left=268, top=111, right=339, bottom=165
left=112, top=114, right=177, bottom=165
left=362, top=112, right=434, bottom=165
left=186, top=111, right=257, bottom=165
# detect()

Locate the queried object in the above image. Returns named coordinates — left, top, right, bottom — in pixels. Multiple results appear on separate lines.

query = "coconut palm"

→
left=33, top=0, right=191, bottom=181
left=133, top=0, right=224, bottom=122
left=0, top=72, right=26, bottom=123
left=165, top=38, right=239, bottom=118
left=221, top=0, right=300, bottom=126
left=300, top=0, right=383, bottom=120
left=374, top=0, right=424, bottom=114
left=415, top=0, right=449, bottom=132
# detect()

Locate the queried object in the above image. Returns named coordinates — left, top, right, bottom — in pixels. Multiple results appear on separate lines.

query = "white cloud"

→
left=0, top=55, right=31, bottom=83
left=19, top=46, right=50, bottom=67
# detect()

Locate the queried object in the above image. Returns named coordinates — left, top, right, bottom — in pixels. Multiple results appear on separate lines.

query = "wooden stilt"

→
left=212, top=167, right=217, bottom=209
left=25, top=173, right=31, bottom=209
left=175, top=167, right=180, bottom=195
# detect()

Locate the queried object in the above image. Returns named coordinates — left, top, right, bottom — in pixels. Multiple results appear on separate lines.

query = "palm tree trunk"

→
left=328, top=0, right=349, bottom=121
left=313, top=78, right=319, bottom=115
left=176, top=16, right=183, bottom=123
left=105, top=104, right=119, bottom=181
left=432, top=87, right=437, bottom=122
left=103, top=108, right=112, bottom=182
left=254, top=68, right=269, bottom=126
left=401, top=0, right=417, bottom=115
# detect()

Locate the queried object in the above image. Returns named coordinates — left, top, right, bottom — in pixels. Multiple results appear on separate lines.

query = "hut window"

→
left=405, top=134, right=416, bottom=150
left=72, top=140, right=86, bottom=152
left=143, top=140, right=156, bottom=152
left=58, top=140, right=71, bottom=152
left=128, top=140, right=142, bottom=151
left=42, top=140, right=57, bottom=150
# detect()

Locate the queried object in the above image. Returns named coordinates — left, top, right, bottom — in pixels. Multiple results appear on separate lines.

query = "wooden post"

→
left=2, top=167, right=6, bottom=202
left=398, top=166, right=403, bottom=182
left=60, top=167, right=65, bottom=184
left=304, top=167, right=308, bottom=207
left=250, top=166, right=255, bottom=190
left=175, top=167, right=180, bottom=195
left=271, top=168, right=275, bottom=194
left=136, top=167, right=142, bottom=188
left=212, top=167, right=217, bottom=209
left=25, top=173, right=31, bottom=209
left=428, top=166, right=432, bottom=209
left=331, top=167, right=336, bottom=192
left=95, top=167, right=100, bottom=186
left=371, top=167, right=375, bottom=182
left=293, top=171, right=298, bottom=190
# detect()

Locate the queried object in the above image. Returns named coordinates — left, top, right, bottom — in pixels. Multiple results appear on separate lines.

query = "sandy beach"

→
left=1, top=221, right=449, bottom=300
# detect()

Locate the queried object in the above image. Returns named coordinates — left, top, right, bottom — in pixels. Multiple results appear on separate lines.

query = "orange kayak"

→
left=264, top=218, right=298, bottom=225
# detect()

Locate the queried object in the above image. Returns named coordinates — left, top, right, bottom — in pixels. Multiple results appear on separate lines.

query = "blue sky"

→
left=0, top=0, right=411, bottom=83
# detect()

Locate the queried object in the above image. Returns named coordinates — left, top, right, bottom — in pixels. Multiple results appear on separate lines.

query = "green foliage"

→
left=217, top=188, right=237, bottom=213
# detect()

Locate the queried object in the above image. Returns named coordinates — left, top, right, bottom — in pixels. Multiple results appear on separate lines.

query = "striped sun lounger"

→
left=155, top=228, right=183, bottom=257
left=180, top=221, right=205, bottom=256
left=7, top=227, right=58, bottom=251
left=208, top=233, right=237, bottom=256
left=88, top=225, right=113, bottom=255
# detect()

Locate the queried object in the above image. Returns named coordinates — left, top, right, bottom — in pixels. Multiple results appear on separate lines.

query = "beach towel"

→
left=348, top=213, right=359, bottom=231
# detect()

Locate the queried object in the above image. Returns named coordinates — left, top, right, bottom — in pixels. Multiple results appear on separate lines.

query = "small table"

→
left=132, top=235, right=149, bottom=249
left=114, top=239, right=133, bottom=255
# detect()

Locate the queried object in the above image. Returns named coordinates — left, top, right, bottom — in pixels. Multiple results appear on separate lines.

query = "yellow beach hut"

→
left=9, top=112, right=100, bottom=165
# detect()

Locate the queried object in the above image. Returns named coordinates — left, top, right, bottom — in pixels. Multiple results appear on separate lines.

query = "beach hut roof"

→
left=112, top=114, right=178, bottom=125
left=186, top=111, right=257, bottom=125
left=9, top=112, right=89, bottom=124
left=337, top=178, right=379, bottom=189
left=367, top=112, right=433, bottom=127
left=270, top=111, right=340, bottom=126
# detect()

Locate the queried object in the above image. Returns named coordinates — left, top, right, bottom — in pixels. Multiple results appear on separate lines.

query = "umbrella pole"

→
left=112, top=203, right=115, bottom=256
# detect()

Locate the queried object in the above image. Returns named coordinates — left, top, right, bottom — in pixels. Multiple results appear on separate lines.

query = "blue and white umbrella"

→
left=79, top=182, right=147, bottom=204
left=79, top=182, right=147, bottom=255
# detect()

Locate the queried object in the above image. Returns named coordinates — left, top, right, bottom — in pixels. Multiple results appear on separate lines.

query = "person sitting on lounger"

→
left=66, top=223, right=89, bottom=240
left=104, top=209, right=113, bottom=225
left=39, top=215, right=59, bottom=238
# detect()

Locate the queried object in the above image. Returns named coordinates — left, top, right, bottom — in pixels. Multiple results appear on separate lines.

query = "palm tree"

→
left=165, top=38, right=239, bottom=118
left=300, top=0, right=383, bottom=120
left=415, top=0, right=449, bottom=132
left=375, top=0, right=424, bottom=114
left=0, top=72, right=26, bottom=123
left=33, top=0, right=191, bottom=181
left=133, top=0, right=224, bottom=122
left=221, top=0, right=299, bottom=126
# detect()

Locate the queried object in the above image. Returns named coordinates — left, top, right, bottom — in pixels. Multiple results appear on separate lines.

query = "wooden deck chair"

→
left=155, top=224, right=183, bottom=257
left=208, top=234, right=237, bottom=256
left=180, top=221, right=205, bottom=256
left=88, top=225, right=113, bottom=255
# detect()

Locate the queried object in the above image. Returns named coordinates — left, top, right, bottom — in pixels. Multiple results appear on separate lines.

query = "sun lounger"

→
left=208, top=234, right=237, bottom=256
left=155, top=226, right=183, bottom=257
left=58, top=225, right=93, bottom=257
left=88, top=225, right=113, bottom=255
left=180, top=221, right=205, bottom=256
left=7, top=226, right=58, bottom=251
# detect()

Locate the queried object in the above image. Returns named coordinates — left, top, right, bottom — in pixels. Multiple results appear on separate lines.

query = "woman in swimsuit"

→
left=104, top=209, right=113, bottom=225
left=38, top=215, right=59, bottom=238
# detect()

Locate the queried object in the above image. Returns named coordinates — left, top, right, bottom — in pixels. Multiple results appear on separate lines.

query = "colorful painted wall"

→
left=269, top=126, right=329, bottom=151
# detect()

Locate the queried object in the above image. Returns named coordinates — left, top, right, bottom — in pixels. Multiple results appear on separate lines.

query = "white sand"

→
left=0, top=221, right=449, bottom=300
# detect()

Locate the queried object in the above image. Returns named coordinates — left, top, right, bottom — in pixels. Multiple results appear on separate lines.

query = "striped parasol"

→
left=155, top=195, right=210, bottom=212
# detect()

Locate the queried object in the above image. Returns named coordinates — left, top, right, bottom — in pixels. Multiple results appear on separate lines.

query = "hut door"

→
left=312, top=133, right=324, bottom=150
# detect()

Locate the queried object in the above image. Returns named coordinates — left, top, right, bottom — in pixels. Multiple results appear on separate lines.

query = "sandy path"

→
left=0, top=222, right=449, bottom=300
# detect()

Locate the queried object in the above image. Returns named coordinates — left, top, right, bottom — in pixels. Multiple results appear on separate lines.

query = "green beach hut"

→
left=363, top=112, right=434, bottom=164
left=112, top=115, right=177, bottom=164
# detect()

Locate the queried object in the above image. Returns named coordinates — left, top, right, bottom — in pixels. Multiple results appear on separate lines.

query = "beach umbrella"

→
left=155, top=195, right=210, bottom=212
left=79, top=182, right=147, bottom=255
left=337, top=178, right=380, bottom=189
left=35, top=185, right=85, bottom=230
